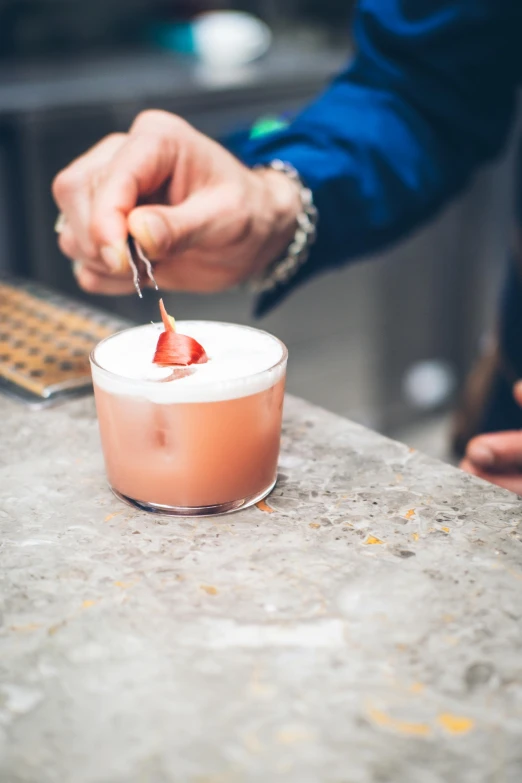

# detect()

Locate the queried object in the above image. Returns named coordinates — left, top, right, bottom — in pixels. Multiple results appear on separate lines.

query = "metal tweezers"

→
left=126, top=237, right=159, bottom=298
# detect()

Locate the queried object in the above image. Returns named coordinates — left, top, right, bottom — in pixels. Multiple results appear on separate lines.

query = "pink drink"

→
left=90, top=321, right=287, bottom=516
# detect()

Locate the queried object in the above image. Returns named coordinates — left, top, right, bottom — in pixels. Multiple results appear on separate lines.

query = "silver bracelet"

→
left=249, top=160, right=318, bottom=294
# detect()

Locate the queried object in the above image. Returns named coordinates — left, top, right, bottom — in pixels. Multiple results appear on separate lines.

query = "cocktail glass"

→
left=90, top=321, right=287, bottom=516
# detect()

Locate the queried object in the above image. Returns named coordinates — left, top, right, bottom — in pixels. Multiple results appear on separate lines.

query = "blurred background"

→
left=0, top=0, right=518, bottom=456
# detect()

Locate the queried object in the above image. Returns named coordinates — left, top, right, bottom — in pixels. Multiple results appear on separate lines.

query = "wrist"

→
left=251, top=167, right=302, bottom=276
left=249, top=161, right=318, bottom=293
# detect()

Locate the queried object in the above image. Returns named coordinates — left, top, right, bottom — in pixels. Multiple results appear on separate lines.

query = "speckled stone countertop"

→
left=1, top=394, right=522, bottom=783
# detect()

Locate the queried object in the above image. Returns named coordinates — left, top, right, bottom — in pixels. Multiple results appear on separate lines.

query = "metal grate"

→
left=0, top=280, right=124, bottom=406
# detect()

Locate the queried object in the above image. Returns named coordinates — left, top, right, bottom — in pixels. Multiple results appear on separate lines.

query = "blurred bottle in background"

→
left=149, top=9, right=273, bottom=68
left=0, top=0, right=352, bottom=62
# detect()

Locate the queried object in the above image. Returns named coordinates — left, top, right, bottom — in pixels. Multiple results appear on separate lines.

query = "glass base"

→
left=110, top=478, right=277, bottom=518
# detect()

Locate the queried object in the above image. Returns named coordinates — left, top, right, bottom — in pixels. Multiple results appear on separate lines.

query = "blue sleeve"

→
left=232, top=0, right=521, bottom=315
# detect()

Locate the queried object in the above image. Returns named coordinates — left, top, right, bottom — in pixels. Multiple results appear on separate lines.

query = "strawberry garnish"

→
left=153, top=299, right=208, bottom=367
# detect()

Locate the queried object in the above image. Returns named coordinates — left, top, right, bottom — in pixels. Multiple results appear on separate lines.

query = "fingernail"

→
left=133, top=213, right=167, bottom=254
left=54, top=212, right=67, bottom=234
left=101, top=244, right=127, bottom=273
left=72, top=260, right=83, bottom=278
left=515, top=381, right=522, bottom=396
left=467, top=442, right=495, bottom=468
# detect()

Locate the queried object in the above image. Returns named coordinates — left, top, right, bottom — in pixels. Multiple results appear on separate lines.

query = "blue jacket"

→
left=232, top=0, right=522, bottom=316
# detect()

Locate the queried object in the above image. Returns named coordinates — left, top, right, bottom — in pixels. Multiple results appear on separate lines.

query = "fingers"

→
left=128, top=192, right=217, bottom=260
left=53, top=133, right=127, bottom=266
left=90, top=129, right=180, bottom=263
left=460, top=458, right=522, bottom=495
left=465, top=431, right=522, bottom=472
left=54, top=112, right=192, bottom=271
left=463, top=399, right=522, bottom=496
left=58, top=219, right=130, bottom=284
left=73, top=264, right=141, bottom=296
left=53, top=110, right=256, bottom=296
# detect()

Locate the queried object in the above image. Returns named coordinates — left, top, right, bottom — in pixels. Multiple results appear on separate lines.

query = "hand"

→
left=52, top=110, right=300, bottom=295
left=460, top=381, right=522, bottom=494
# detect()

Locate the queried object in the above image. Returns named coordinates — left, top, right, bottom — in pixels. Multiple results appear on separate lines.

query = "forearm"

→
left=230, top=0, right=520, bottom=313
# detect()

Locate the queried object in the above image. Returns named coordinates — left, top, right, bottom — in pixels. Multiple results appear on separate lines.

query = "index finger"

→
left=460, top=457, right=522, bottom=495
left=90, top=132, right=178, bottom=255
left=52, top=133, right=127, bottom=259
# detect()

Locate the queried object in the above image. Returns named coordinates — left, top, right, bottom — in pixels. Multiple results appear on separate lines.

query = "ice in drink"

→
left=90, top=321, right=287, bottom=515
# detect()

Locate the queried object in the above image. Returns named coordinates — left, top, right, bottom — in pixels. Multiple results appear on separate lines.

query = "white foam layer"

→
left=91, top=321, right=286, bottom=403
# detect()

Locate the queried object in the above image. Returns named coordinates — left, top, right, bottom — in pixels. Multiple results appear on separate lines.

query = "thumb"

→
left=90, top=133, right=178, bottom=271
left=128, top=196, right=214, bottom=260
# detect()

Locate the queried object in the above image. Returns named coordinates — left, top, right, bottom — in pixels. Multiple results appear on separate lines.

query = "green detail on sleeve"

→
left=249, top=116, right=290, bottom=140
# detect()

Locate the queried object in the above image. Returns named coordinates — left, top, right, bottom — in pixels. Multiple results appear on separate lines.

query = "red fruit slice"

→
left=153, top=299, right=208, bottom=367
